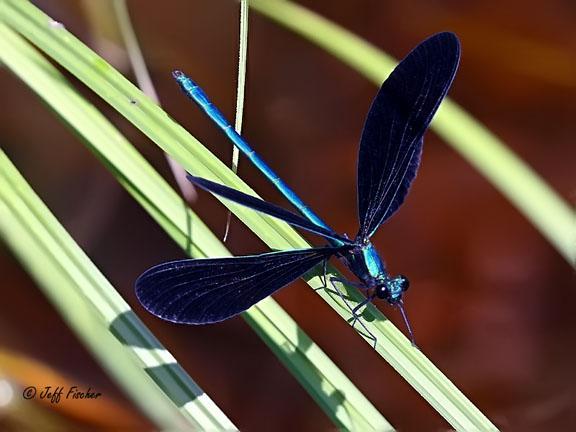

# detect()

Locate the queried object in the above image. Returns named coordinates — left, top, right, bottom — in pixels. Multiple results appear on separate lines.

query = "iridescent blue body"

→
left=345, top=243, right=387, bottom=282
left=173, top=71, right=398, bottom=296
left=174, top=72, right=331, bottom=238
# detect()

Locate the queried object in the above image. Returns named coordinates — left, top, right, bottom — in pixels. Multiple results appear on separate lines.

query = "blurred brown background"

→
left=1, top=0, right=575, bottom=430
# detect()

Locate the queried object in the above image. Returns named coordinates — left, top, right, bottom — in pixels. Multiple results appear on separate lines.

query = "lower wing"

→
left=135, top=246, right=344, bottom=324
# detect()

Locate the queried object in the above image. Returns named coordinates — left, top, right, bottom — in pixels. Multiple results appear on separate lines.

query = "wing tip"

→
left=427, top=31, right=461, bottom=62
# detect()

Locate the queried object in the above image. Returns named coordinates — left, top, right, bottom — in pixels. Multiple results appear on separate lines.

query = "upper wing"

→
left=188, top=175, right=353, bottom=245
left=357, top=32, right=460, bottom=239
left=135, top=246, right=343, bottom=324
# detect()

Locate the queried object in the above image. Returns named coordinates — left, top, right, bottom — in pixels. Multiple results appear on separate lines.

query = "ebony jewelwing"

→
left=135, top=32, right=460, bottom=346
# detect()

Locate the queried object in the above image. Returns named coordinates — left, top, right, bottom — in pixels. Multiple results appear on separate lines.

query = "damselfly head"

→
left=375, top=275, right=409, bottom=304
left=376, top=275, right=416, bottom=346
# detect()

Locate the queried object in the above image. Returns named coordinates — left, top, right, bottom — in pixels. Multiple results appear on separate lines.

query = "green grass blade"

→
left=234, top=0, right=249, bottom=150
left=223, top=0, right=250, bottom=241
left=0, top=148, right=236, bottom=431
left=2, top=1, right=500, bottom=429
left=109, top=0, right=195, bottom=199
left=249, top=0, right=576, bottom=266
left=0, top=19, right=392, bottom=432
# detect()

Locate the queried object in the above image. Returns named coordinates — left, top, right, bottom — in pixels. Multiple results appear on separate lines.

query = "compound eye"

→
left=374, top=285, right=388, bottom=299
left=398, top=275, right=410, bottom=292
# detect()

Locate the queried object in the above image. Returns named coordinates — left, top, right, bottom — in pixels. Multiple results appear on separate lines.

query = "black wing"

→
left=188, top=175, right=353, bottom=245
left=135, top=246, right=343, bottom=324
left=357, top=32, right=460, bottom=239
